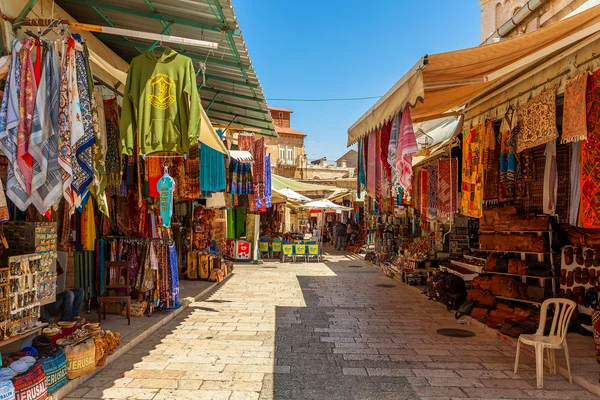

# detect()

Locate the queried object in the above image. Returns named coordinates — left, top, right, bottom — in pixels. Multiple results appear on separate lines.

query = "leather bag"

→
left=470, top=306, right=491, bottom=320
left=495, top=254, right=510, bottom=273
left=526, top=285, right=546, bottom=302
left=508, top=259, right=527, bottom=275
left=491, top=275, right=514, bottom=296
left=471, top=276, right=492, bottom=291
left=509, top=215, right=550, bottom=231
left=485, top=253, right=497, bottom=272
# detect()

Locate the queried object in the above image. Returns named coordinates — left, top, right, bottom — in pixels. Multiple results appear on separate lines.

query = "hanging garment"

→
left=264, top=154, right=272, bottom=208
left=427, top=164, right=438, bottom=221
left=238, top=133, right=254, bottom=151
left=570, top=141, right=581, bottom=226
left=420, top=169, right=428, bottom=221
left=253, top=137, right=265, bottom=203
left=200, top=129, right=226, bottom=192
left=461, top=123, right=485, bottom=218
left=229, top=159, right=253, bottom=195
left=357, top=138, right=366, bottom=192
left=499, top=108, right=517, bottom=203
left=83, top=201, right=96, bottom=251
left=120, top=48, right=201, bottom=156
left=375, top=130, right=382, bottom=200
left=0, top=40, right=31, bottom=211
left=157, top=173, right=175, bottom=227
left=30, top=41, right=62, bottom=215
left=581, top=69, right=600, bottom=228
left=517, top=88, right=558, bottom=153
left=0, top=179, right=9, bottom=223
left=396, top=106, right=418, bottom=196
left=366, top=130, right=377, bottom=197
left=104, top=98, right=121, bottom=193
left=562, top=73, right=589, bottom=143
left=482, top=120, right=500, bottom=205
left=543, top=140, right=558, bottom=215
left=205, top=192, right=226, bottom=208
left=72, top=49, right=96, bottom=209
left=388, top=113, right=400, bottom=187
left=16, top=38, right=38, bottom=196
left=185, top=144, right=200, bottom=199
left=437, top=158, right=458, bottom=221
left=168, top=244, right=180, bottom=308
left=380, top=120, right=392, bottom=179
left=146, top=157, right=162, bottom=198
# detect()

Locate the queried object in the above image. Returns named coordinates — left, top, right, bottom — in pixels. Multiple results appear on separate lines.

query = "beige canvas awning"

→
left=347, top=3, right=600, bottom=145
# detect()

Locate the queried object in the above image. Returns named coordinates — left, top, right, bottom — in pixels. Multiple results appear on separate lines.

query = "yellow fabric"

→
left=84, top=202, right=96, bottom=251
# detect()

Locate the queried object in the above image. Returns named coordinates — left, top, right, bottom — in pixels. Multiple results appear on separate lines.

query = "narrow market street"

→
left=65, top=251, right=597, bottom=400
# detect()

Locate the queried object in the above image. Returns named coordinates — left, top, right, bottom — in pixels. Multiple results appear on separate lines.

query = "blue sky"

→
left=234, top=1, right=481, bottom=162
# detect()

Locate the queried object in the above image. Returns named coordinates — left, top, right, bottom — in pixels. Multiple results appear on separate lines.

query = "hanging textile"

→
left=238, top=133, right=254, bottom=151
left=253, top=138, right=265, bottom=203
left=357, top=138, right=366, bottom=192
left=380, top=120, right=392, bottom=179
left=168, top=244, right=180, bottom=309
left=437, top=158, right=458, bottom=220
left=104, top=98, right=121, bottom=193
left=0, top=179, right=9, bottom=223
left=543, top=140, right=558, bottom=214
left=185, top=144, right=200, bottom=199
left=461, top=123, right=485, bottom=218
left=420, top=169, right=428, bottom=221
left=499, top=108, right=518, bottom=203
left=483, top=120, right=500, bottom=205
left=230, top=159, right=253, bottom=195
left=427, top=164, right=438, bottom=221
left=16, top=38, right=37, bottom=196
left=562, top=73, right=589, bottom=143
left=30, top=41, right=62, bottom=215
left=570, top=141, right=581, bottom=226
left=388, top=113, right=400, bottom=187
left=158, top=172, right=175, bottom=228
left=146, top=157, right=162, bottom=197
left=200, top=129, right=226, bottom=192
left=517, top=88, right=558, bottom=153
left=375, top=130, right=382, bottom=200
left=264, top=155, right=272, bottom=208
left=581, top=69, right=600, bottom=228
left=396, top=106, right=418, bottom=196
left=0, top=40, right=31, bottom=211
left=366, top=130, right=377, bottom=197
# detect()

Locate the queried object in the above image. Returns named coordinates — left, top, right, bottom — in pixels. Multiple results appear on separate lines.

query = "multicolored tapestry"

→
left=499, top=109, right=517, bottom=203
left=366, top=130, right=377, bottom=197
left=461, top=123, right=484, bottom=218
left=517, top=88, right=558, bottom=153
left=253, top=138, right=265, bottom=199
left=380, top=120, right=392, bottom=179
left=483, top=120, right=500, bottom=204
left=562, top=73, right=589, bottom=143
left=437, top=158, right=458, bottom=220
left=420, top=168, right=428, bottom=221
left=427, top=164, right=438, bottom=221
left=375, top=130, right=382, bottom=200
left=581, top=69, right=600, bottom=228
left=238, top=133, right=254, bottom=151
left=396, top=106, right=418, bottom=195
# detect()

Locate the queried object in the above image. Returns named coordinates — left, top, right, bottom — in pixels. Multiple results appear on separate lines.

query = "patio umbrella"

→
left=299, top=199, right=353, bottom=212
left=274, top=188, right=312, bottom=202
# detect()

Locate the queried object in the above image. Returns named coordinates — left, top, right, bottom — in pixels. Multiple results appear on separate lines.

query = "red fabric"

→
left=380, top=120, right=392, bottom=179
left=375, top=130, right=382, bottom=200
left=366, top=131, right=377, bottom=197
left=34, top=40, right=42, bottom=85
left=420, top=169, right=429, bottom=221
left=582, top=68, right=600, bottom=228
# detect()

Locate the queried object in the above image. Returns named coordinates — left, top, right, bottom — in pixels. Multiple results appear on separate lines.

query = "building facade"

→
left=264, top=107, right=307, bottom=179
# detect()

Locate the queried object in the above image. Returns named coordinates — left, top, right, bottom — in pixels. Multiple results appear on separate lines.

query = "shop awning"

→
left=272, top=174, right=337, bottom=193
left=51, top=0, right=276, bottom=138
left=229, top=150, right=253, bottom=162
left=412, top=116, right=463, bottom=166
left=347, top=3, right=600, bottom=145
left=273, top=188, right=311, bottom=202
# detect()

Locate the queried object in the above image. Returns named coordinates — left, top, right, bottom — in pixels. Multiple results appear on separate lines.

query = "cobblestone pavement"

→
left=68, top=251, right=598, bottom=399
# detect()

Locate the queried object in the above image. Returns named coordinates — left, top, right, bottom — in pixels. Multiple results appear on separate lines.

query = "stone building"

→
left=480, top=0, right=589, bottom=42
left=263, top=107, right=307, bottom=179
left=336, top=150, right=358, bottom=169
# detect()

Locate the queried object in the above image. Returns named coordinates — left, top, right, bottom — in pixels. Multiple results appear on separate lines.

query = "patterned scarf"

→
left=461, top=123, right=484, bottom=218
left=146, top=157, right=162, bottom=197
left=264, top=155, right=272, bottom=208
left=30, top=41, right=62, bottom=215
left=230, top=159, right=253, bottom=195
left=396, top=106, right=418, bottom=196
left=427, top=164, right=438, bottom=221
left=543, top=140, right=557, bottom=214
left=253, top=138, right=265, bottom=201
left=59, top=39, right=78, bottom=212
left=16, top=39, right=37, bottom=196
left=499, top=109, right=517, bottom=203
left=104, top=98, right=121, bottom=192
left=482, top=120, right=500, bottom=205
left=72, top=48, right=95, bottom=210
left=388, top=113, right=400, bottom=187
left=562, top=73, right=588, bottom=143
left=570, top=141, right=581, bottom=226
left=0, top=40, right=31, bottom=211
left=238, top=133, right=254, bottom=151
left=437, top=158, right=458, bottom=221
left=366, top=130, right=377, bottom=197
left=517, top=88, right=558, bottom=153
left=420, top=168, right=428, bottom=221
left=380, top=120, right=392, bottom=179
left=185, top=144, right=200, bottom=199
left=168, top=244, right=180, bottom=309
left=581, top=69, right=600, bottom=228
left=357, top=138, right=366, bottom=192
left=200, top=129, right=226, bottom=192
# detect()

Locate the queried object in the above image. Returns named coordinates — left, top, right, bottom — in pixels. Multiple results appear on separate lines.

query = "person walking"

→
left=332, top=222, right=338, bottom=249
left=336, top=223, right=347, bottom=250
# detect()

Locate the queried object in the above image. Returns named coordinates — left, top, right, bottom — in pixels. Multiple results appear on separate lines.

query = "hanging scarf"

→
left=104, top=98, right=121, bottom=193
left=380, top=120, right=392, bottom=179
left=581, top=69, right=600, bottom=228
left=543, top=140, right=557, bottom=215
left=230, top=159, right=253, bottom=195
left=264, top=155, right=272, bottom=208
left=388, top=113, right=400, bottom=187
left=427, top=164, right=438, bottom=221
left=16, top=39, right=38, bottom=196
left=200, top=129, right=226, bottom=192
left=562, top=73, right=589, bottom=144
left=185, top=144, right=200, bottom=199
left=0, top=40, right=31, bottom=211
left=168, top=244, right=180, bottom=308
left=437, top=158, right=458, bottom=221
left=499, top=109, right=517, bottom=203
left=517, top=88, right=558, bottom=153
left=461, top=123, right=485, bottom=218
left=30, top=41, right=62, bottom=215
left=366, top=130, right=377, bottom=197
left=357, top=138, right=366, bottom=192
left=420, top=168, right=428, bottom=221
left=570, top=141, right=581, bottom=226
left=72, top=48, right=95, bottom=210
left=253, top=137, right=265, bottom=201
left=238, top=133, right=254, bottom=151
left=396, top=106, right=418, bottom=196
left=59, top=39, right=79, bottom=212
left=482, top=120, right=500, bottom=205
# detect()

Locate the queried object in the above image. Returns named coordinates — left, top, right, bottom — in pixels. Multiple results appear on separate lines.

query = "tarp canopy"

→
left=271, top=174, right=337, bottom=193
left=348, top=3, right=600, bottom=145
left=299, top=199, right=353, bottom=212
left=273, top=188, right=311, bottom=202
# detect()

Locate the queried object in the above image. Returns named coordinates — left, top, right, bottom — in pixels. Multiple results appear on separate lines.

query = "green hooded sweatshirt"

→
left=120, top=48, right=200, bottom=156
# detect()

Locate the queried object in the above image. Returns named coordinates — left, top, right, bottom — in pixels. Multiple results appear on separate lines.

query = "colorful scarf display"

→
left=104, top=98, right=121, bottom=193
left=562, top=73, right=588, bottom=143
left=517, top=88, right=558, bottom=153
left=375, top=130, right=382, bottom=200
left=427, top=164, right=438, bottom=221
left=30, top=42, right=62, bottom=215
left=253, top=138, right=265, bottom=200
left=264, top=155, right=272, bottom=208
left=543, top=140, right=557, bottom=214
left=388, top=113, right=400, bottom=187
left=380, top=120, right=392, bottom=179
left=16, top=39, right=37, bottom=196
left=366, top=130, right=377, bottom=197
left=437, top=158, right=458, bottom=220
left=185, top=144, right=201, bottom=199
left=396, top=106, right=418, bottom=196
left=420, top=168, right=428, bottom=221
left=230, top=159, right=253, bottom=195
left=499, top=109, right=518, bottom=203
left=461, top=123, right=485, bottom=218
left=357, top=138, right=366, bottom=191
left=200, top=129, right=226, bottom=192
left=581, top=69, right=600, bottom=228
left=482, top=120, right=499, bottom=205
left=0, top=40, right=31, bottom=211
left=570, top=141, right=581, bottom=226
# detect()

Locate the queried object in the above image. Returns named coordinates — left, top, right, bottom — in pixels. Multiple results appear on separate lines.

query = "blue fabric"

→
left=200, top=129, right=226, bottom=192
left=157, top=175, right=175, bottom=227
left=168, top=244, right=180, bottom=308
left=264, top=155, right=272, bottom=208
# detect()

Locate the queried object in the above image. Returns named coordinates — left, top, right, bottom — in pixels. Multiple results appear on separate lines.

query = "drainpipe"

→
left=483, top=0, right=548, bottom=44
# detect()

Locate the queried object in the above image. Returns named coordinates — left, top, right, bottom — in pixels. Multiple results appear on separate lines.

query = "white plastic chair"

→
left=514, top=298, right=576, bottom=388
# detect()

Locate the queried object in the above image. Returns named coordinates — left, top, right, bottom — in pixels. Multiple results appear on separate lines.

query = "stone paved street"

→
left=67, top=252, right=599, bottom=399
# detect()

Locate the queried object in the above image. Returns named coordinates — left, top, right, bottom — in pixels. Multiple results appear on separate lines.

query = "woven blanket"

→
left=420, top=168, right=428, bottom=221
left=582, top=69, right=600, bottom=228
left=396, top=106, right=418, bottom=195
left=499, top=109, right=517, bottom=203
left=437, top=159, right=458, bottom=220
left=517, top=88, right=558, bottom=153
left=483, top=120, right=500, bottom=204
left=380, top=120, right=392, bottom=179
left=562, top=73, right=588, bottom=143
left=427, top=164, right=438, bottom=221
left=461, top=123, right=484, bottom=218
left=367, top=130, right=377, bottom=197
